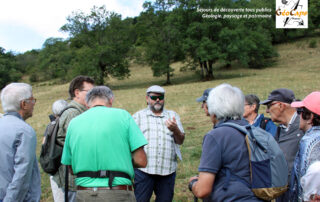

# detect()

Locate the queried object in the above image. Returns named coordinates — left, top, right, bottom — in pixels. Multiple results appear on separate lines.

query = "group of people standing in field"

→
left=0, top=75, right=319, bottom=202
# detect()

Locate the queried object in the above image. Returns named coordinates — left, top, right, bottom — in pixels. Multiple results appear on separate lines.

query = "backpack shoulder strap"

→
left=259, top=117, right=270, bottom=130
left=218, top=122, right=248, bottom=135
left=219, top=123, right=267, bottom=153
left=275, top=126, right=281, bottom=142
left=58, top=105, right=78, bottom=117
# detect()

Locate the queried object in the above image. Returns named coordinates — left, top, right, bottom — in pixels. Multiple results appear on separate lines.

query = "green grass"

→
left=1, top=36, right=320, bottom=201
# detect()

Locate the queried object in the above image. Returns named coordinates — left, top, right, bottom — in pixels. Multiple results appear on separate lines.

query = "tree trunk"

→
left=166, top=69, right=171, bottom=85
left=98, top=62, right=106, bottom=85
left=203, top=61, right=210, bottom=80
left=203, top=61, right=209, bottom=76
left=208, top=60, right=214, bottom=79
left=198, top=58, right=204, bottom=79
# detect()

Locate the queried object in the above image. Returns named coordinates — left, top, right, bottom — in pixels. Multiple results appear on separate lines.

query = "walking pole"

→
left=65, top=165, right=69, bottom=202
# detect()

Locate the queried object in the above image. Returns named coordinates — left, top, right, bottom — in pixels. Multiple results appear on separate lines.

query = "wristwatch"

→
left=188, top=179, right=198, bottom=191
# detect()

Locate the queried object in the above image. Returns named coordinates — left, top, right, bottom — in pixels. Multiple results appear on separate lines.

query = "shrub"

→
left=309, top=39, right=317, bottom=48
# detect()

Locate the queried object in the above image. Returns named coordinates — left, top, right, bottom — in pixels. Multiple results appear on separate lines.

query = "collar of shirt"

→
left=253, top=114, right=262, bottom=125
left=280, top=111, right=297, bottom=131
left=4, top=111, right=23, bottom=120
left=70, top=100, right=88, bottom=112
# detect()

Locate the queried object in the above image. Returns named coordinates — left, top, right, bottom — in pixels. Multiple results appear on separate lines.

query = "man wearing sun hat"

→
left=261, top=88, right=304, bottom=202
left=133, top=85, right=185, bottom=202
left=289, top=92, right=320, bottom=202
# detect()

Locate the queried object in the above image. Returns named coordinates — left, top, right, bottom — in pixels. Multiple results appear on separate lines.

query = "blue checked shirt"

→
left=133, top=107, right=184, bottom=175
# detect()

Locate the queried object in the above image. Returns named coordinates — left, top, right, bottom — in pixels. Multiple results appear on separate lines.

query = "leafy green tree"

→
left=16, top=50, right=39, bottom=74
left=309, top=0, right=320, bottom=29
left=61, top=6, right=134, bottom=84
left=177, top=0, right=278, bottom=76
left=176, top=0, right=225, bottom=79
left=135, top=0, right=184, bottom=84
left=0, top=47, right=21, bottom=88
left=36, top=38, right=72, bottom=81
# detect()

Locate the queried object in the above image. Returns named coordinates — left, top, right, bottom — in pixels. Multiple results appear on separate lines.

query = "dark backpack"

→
left=40, top=106, right=76, bottom=175
left=218, top=123, right=288, bottom=200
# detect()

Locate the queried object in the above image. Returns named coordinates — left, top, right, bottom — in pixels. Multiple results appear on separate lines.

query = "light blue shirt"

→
left=0, top=112, right=41, bottom=202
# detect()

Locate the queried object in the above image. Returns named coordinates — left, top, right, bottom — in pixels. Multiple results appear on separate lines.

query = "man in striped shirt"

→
left=133, top=85, right=185, bottom=202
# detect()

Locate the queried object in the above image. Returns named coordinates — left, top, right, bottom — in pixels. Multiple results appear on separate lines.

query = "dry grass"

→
left=1, top=36, right=320, bottom=202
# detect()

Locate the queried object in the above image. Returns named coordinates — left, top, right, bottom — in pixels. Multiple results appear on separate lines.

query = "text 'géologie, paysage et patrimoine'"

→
left=196, top=7, right=272, bottom=20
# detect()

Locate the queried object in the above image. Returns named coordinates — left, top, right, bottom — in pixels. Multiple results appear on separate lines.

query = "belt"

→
left=77, top=185, right=133, bottom=191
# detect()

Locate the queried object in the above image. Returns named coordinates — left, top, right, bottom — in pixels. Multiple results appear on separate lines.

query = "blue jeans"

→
left=134, top=169, right=176, bottom=202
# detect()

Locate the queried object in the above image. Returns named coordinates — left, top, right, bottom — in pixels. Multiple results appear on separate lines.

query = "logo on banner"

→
left=276, top=0, right=308, bottom=29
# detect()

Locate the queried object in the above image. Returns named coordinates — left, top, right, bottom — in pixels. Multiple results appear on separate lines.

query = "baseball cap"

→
left=196, top=88, right=213, bottom=102
left=146, top=85, right=165, bottom=95
left=260, top=88, right=295, bottom=105
left=291, top=91, right=320, bottom=116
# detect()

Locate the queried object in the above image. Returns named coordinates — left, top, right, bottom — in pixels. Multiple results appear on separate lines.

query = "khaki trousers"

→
left=76, top=189, right=136, bottom=202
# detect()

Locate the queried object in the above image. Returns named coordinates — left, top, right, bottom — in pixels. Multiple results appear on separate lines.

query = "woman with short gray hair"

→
left=207, top=83, right=244, bottom=122
left=189, top=83, right=262, bottom=201
left=52, top=100, right=68, bottom=116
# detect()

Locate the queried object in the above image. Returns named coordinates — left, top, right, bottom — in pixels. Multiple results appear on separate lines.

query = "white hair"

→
left=207, top=83, right=244, bottom=120
left=1, top=83, right=32, bottom=113
left=52, top=100, right=68, bottom=116
left=85, top=86, right=114, bottom=107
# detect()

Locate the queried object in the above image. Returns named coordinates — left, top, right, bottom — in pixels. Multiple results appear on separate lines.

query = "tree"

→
left=177, top=0, right=225, bottom=79
left=136, top=0, right=184, bottom=84
left=35, top=38, right=72, bottom=81
left=60, top=6, right=134, bottom=84
left=0, top=47, right=21, bottom=88
left=16, top=49, right=39, bottom=75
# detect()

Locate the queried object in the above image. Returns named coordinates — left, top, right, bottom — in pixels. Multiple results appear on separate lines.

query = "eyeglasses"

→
left=149, top=95, right=164, bottom=101
left=267, top=102, right=278, bottom=109
left=24, top=97, right=37, bottom=104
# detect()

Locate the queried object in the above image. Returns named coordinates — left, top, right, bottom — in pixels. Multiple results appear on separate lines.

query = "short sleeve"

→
left=127, top=112, right=148, bottom=152
left=198, top=133, right=222, bottom=174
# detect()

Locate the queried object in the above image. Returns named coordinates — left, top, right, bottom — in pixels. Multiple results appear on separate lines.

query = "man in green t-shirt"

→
left=61, top=86, right=148, bottom=202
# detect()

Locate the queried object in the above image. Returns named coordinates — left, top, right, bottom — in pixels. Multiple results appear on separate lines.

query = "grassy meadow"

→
left=1, top=36, right=320, bottom=201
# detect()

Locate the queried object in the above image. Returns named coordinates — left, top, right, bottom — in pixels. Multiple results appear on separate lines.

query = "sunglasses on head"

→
left=149, top=95, right=164, bottom=101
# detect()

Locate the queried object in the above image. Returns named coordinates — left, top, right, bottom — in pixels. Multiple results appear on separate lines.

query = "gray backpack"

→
left=218, top=123, right=288, bottom=200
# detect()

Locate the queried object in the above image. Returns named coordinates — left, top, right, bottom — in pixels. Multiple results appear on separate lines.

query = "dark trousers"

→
left=134, top=169, right=176, bottom=202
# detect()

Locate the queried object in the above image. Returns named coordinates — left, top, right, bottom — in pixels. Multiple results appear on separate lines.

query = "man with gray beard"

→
left=133, top=85, right=185, bottom=202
